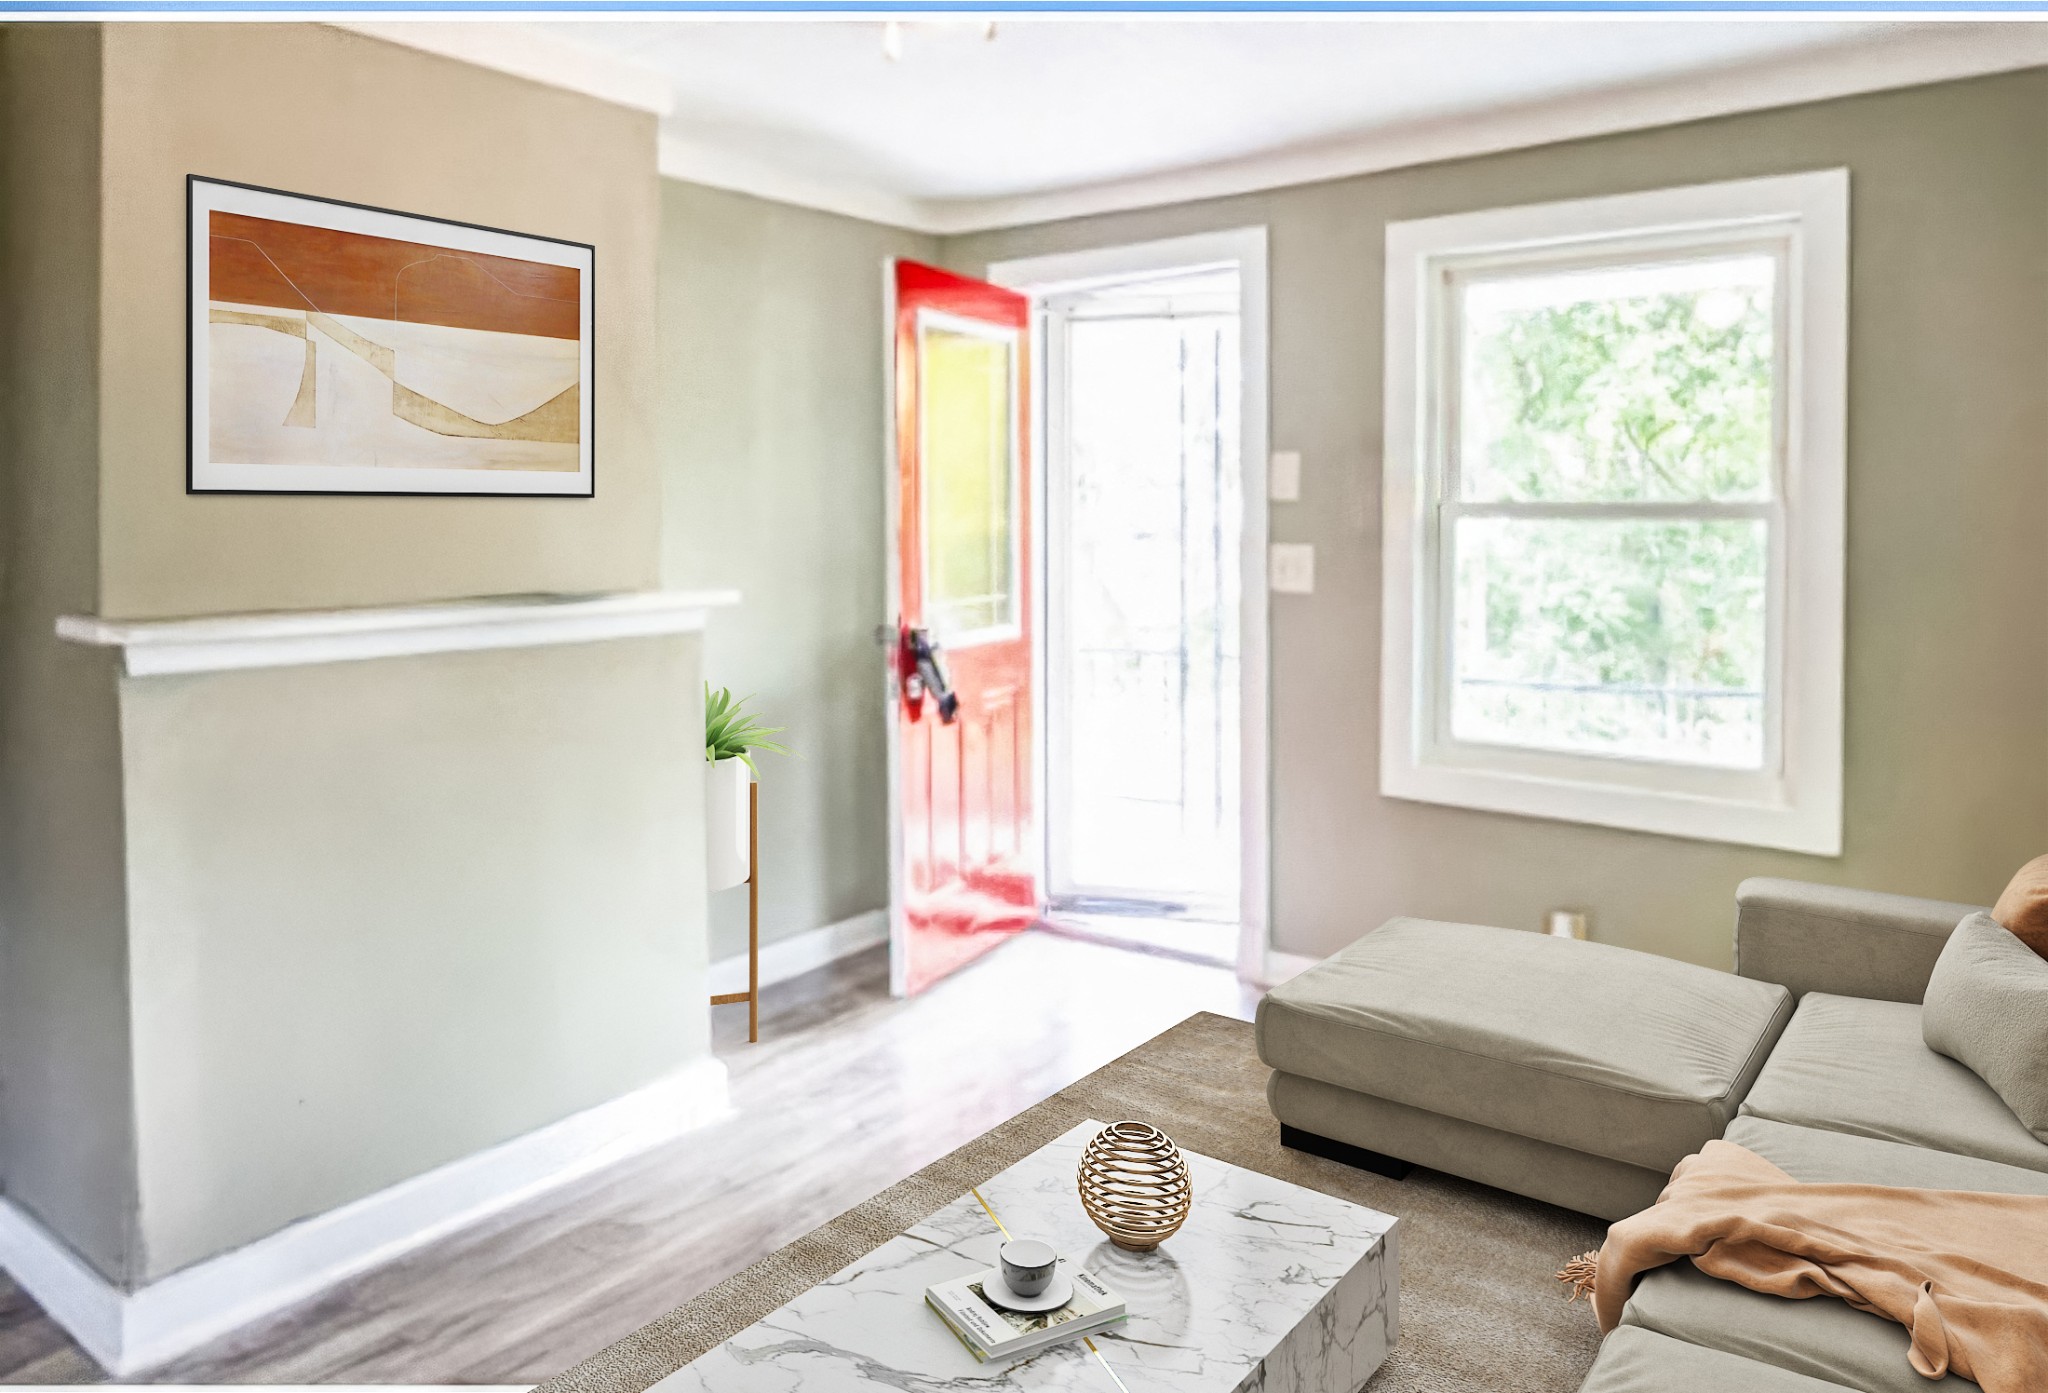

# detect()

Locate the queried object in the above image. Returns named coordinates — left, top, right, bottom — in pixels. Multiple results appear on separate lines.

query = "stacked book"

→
left=924, top=1265, right=1126, bottom=1363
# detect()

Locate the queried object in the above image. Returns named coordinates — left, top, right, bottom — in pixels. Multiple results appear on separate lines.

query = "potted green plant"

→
left=704, top=684, right=788, bottom=891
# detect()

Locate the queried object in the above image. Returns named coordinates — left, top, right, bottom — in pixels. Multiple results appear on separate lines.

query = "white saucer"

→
left=979, top=1269, right=1074, bottom=1313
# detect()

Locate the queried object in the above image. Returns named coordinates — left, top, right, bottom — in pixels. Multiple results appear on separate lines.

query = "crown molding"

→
left=663, top=23, right=2048, bottom=238
left=344, top=20, right=2048, bottom=238
left=658, top=133, right=941, bottom=233
left=335, top=21, right=674, bottom=117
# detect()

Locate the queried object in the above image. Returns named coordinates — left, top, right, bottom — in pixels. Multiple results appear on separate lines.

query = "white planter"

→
left=705, top=757, right=752, bottom=891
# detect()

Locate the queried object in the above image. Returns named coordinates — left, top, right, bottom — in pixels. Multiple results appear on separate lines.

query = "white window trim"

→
left=1381, top=170, right=1847, bottom=856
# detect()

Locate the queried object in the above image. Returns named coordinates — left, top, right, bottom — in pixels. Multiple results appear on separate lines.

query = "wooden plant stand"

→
left=709, top=779, right=760, bottom=1043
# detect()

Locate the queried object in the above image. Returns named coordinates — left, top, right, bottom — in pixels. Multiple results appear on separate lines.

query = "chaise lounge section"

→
left=1257, top=916, right=1794, bottom=1220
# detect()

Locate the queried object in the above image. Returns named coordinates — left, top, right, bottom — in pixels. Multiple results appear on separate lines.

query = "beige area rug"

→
left=540, top=1011, right=1606, bottom=1393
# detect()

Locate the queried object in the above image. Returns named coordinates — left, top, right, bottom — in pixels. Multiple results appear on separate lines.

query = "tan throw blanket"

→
left=1571, top=1140, right=2048, bottom=1393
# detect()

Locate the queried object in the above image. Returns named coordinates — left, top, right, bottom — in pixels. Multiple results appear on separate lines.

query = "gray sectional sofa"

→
left=1254, top=878, right=2048, bottom=1393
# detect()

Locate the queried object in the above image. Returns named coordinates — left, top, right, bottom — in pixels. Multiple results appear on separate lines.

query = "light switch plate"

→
left=1270, top=543, right=1315, bottom=594
left=1269, top=450, right=1302, bottom=502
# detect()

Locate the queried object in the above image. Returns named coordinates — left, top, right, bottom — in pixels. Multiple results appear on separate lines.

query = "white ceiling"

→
left=528, top=19, right=2048, bottom=232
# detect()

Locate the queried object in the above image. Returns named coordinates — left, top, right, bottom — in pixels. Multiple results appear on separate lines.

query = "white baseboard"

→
left=0, top=1203, right=125, bottom=1374
left=0, top=1056, right=730, bottom=1376
left=708, top=908, right=887, bottom=998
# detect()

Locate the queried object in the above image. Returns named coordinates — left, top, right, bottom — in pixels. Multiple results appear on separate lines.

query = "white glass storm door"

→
left=1042, top=270, right=1243, bottom=926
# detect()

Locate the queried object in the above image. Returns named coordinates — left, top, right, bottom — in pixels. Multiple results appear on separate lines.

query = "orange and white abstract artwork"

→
left=189, top=177, right=594, bottom=495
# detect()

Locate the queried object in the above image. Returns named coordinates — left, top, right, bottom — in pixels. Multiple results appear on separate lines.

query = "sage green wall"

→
left=0, top=23, right=706, bottom=1289
left=120, top=637, right=706, bottom=1280
left=660, top=180, right=935, bottom=959
left=946, top=70, right=2048, bottom=969
left=0, top=27, right=141, bottom=1284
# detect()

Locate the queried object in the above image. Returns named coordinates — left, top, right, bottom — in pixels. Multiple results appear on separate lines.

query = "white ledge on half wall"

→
left=54, top=590, right=741, bottom=678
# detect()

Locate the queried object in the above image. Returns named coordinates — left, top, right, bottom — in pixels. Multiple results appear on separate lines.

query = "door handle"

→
left=900, top=626, right=959, bottom=724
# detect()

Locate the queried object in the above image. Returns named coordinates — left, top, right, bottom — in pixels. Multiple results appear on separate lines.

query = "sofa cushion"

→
left=1622, top=1262, right=1975, bottom=1393
left=1727, top=1115, right=2048, bottom=1193
left=1991, top=853, right=2048, bottom=957
left=1257, top=919, right=1793, bottom=1172
left=1923, top=913, right=2048, bottom=1141
left=1738, top=993, right=2048, bottom=1174
left=1579, top=1326, right=1857, bottom=1393
left=1618, top=1117, right=2048, bottom=1393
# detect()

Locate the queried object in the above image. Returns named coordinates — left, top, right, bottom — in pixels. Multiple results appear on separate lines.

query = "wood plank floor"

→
left=1, top=930, right=1259, bottom=1385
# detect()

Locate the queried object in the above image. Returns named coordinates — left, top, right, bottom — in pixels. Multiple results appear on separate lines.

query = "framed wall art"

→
left=188, top=176, right=595, bottom=497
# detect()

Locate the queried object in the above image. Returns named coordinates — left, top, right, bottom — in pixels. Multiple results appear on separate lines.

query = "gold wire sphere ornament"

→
left=1077, top=1120, right=1193, bottom=1251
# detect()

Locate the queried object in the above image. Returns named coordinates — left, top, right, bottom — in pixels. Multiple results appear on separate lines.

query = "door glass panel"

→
left=920, top=322, right=1017, bottom=639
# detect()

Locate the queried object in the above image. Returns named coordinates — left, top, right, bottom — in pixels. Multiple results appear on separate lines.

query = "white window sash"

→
left=1381, top=170, right=1847, bottom=856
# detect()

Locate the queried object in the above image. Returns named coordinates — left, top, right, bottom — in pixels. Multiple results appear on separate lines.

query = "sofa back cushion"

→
left=1991, top=855, right=2048, bottom=958
left=1924, top=913, right=2048, bottom=1143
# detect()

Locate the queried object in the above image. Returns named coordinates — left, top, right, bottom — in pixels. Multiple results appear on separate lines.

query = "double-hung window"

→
left=1380, top=172, right=1847, bottom=854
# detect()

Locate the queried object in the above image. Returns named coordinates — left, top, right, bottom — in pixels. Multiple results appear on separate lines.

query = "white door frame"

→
left=881, top=259, right=907, bottom=996
left=987, top=227, right=1274, bottom=985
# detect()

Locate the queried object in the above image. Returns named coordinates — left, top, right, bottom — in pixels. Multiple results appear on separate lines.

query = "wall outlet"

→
left=1269, top=450, right=1302, bottom=502
left=1269, top=543, right=1315, bottom=595
left=1545, top=910, right=1590, bottom=940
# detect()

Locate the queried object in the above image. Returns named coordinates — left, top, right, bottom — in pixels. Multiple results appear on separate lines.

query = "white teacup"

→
left=998, top=1239, right=1059, bottom=1297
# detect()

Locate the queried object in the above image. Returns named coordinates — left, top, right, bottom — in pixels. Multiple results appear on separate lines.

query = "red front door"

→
left=887, top=260, right=1038, bottom=997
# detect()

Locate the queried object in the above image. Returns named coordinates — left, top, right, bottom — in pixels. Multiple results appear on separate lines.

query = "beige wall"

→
left=96, top=25, right=662, bottom=620
left=0, top=27, right=141, bottom=1282
left=660, top=181, right=935, bottom=958
left=120, top=637, right=706, bottom=1280
left=947, top=70, right=2048, bottom=969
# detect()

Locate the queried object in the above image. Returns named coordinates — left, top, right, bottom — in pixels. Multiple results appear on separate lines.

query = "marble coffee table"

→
left=650, top=1120, right=1399, bottom=1392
